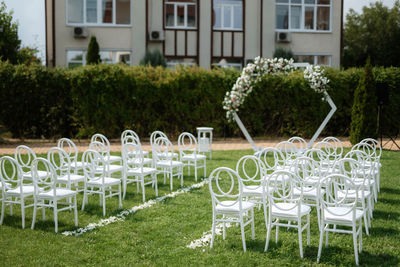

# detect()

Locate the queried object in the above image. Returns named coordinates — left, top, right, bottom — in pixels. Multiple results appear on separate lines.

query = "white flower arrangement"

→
left=223, top=57, right=329, bottom=121
left=62, top=179, right=210, bottom=237
left=187, top=222, right=233, bottom=249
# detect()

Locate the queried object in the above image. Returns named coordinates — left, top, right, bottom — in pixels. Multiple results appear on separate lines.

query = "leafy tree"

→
left=140, top=50, right=166, bottom=67
left=86, top=36, right=101, bottom=64
left=0, top=1, right=21, bottom=64
left=273, top=47, right=296, bottom=61
left=343, top=1, right=400, bottom=68
left=17, top=46, right=41, bottom=65
left=350, top=58, right=377, bottom=144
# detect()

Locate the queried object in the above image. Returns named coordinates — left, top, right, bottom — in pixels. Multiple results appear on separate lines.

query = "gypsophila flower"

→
left=223, top=57, right=329, bottom=121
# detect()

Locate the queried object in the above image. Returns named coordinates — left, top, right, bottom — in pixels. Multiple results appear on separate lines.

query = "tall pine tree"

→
left=86, top=36, right=101, bottom=64
left=350, top=57, right=378, bottom=144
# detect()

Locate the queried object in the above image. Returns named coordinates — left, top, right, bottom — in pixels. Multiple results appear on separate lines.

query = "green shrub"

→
left=350, top=58, right=378, bottom=144
left=273, top=47, right=296, bottom=61
left=0, top=62, right=399, bottom=140
left=139, top=50, right=166, bottom=67
left=86, top=36, right=101, bottom=65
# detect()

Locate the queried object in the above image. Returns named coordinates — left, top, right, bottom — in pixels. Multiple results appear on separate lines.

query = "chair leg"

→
left=74, top=195, right=78, bottom=227
left=264, top=218, right=272, bottom=252
left=251, top=209, right=255, bottom=240
left=122, top=176, right=127, bottom=200
left=42, top=200, right=46, bottom=220
left=240, top=216, right=247, bottom=252
left=307, top=214, right=311, bottom=245
left=359, top=220, right=363, bottom=253
left=118, top=184, right=122, bottom=209
left=204, top=159, right=206, bottom=178
left=352, top=224, right=359, bottom=265
left=194, top=161, right=197, bottom=181
left=141, top=178, right=146, bottom=202
left=102, top=187, right=106, bottom=216
left=154, top=173, right=158, bottom=197
left=54, top=199, right=58, bottom=233
left=0, top=198, right=5, bottom=225
left=170, top=168, right=173, bottom=191
left=317, top=225, right=324, bottom=263
left=31, top=202, right=37, bottom=230
left=21, top=198, right=25, bottom=229
left=298, top=219, right=303, bottom=258
left=276, top=223, right=279, bottom=243
left=210, top=215, right=216, bottom=248
left=82, top=190, right=87, bottom=211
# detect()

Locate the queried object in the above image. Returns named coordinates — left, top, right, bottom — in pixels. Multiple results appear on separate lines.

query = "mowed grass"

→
left=0, top=149, right=399, bottom=266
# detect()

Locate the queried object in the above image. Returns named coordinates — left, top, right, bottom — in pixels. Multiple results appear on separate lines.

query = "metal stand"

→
left=233, top=90, right=337, bottom=152
left=378, top=105, right=400, bottom=150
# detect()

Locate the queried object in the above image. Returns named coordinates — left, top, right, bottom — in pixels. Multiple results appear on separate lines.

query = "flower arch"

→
left=222, top=57, right=335, bottom=151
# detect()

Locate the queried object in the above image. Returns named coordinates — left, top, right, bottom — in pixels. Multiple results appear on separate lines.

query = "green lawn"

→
left=0, top=149, right=399, bottom=266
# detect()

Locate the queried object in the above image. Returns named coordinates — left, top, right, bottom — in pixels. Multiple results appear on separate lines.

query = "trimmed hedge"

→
left=0, top=61, right=399, bottom=140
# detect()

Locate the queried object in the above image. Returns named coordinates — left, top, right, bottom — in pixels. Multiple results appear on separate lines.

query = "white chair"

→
left=57, top=138, right=84, bottom=174
left=360, top=138, right=382, bottom=192
left=14, top=145, right=47, bottom=181
left=347, top=146, right=378, bottom=203
left=235, top=155, right=269, bottom=232
left=288, top=136, right=307, bottom=156
left=334, top=157, right=373, bottom=235
left=275, top=141, right=298, bottom=170
left=322, top=136, right=344, bottom=159
left=81, top=149, right=122, bottom=216
left=292, top=156, right=324, bottom=230
left=351, top=142, right=380, bottom=199
left=121, top=130, right=150, bottom=157
left=209, top=167, right=255, bottom=252
left=317, top=174, right=364, bottom=265
left=122, top=131, right=152, bottom=166
left=31, top=158, right=78, bottom=233
left=265, top=170, right=311, bottom=258
left=150, top=131, right=178, bottom=160
left=0, top=156, right=34, bottom=229
left=313, top=141, right=340, bottom=172
left=91, top=133, right=122, bottom=164
left=122, top=142, right=158, bottom=201
left=152, top=137, right=183, bottom=191
left=47, top=147, right=85, bottom=192
left=178, top=132, right=206, bottom=181
left=258, top=147, right=287, bottom=173
left=89, top=141, right=124, bottom=178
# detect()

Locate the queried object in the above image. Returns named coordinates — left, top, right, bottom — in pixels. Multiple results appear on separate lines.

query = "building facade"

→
left=45, top=0, right=343, bottom=69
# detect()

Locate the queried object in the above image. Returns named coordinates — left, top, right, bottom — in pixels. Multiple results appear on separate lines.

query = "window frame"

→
left=213, top=0, right=243, bottom=31
left=66, top=0, right=132, bottom=27
left=66, top=49, right=132, bottom=67
left=164, top=1, right=197, bottom=29
left=275, top=0, right=332, bottom=33
left=295, top=53, right=332, bottom=66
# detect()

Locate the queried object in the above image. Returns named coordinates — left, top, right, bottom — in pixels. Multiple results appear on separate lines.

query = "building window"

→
left=67, top=0, right=131, bottom=26
left=296, top=54, right=331, bottom=66
left=276, top=0, right=331, bottom=31
left=213, top=0, right=243, bottom=30
left=166, top=58, right=197, bottom=69
left=212, top=58, right=242, bottom=70
left=66, top=50, right=131, bottom=68
left=165, top=1, right=197, bottom=29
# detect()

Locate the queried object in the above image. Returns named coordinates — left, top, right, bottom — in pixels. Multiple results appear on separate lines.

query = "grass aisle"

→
left=0, top=149, right=399, bottom=266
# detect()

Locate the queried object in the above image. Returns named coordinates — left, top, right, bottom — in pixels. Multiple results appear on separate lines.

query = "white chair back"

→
left=14, top=145, right=37, bottom=173
left=257, top=147, right=285, bottom=174
left=178, top=132, right=198, bottom=158
left=57, top=138, right=79, bottom=165
left=208, top=167, right=242, bottom=210
left=82, top=149, right=106, bottom=184
left=150, top=131, right=168, bottom=147
left=0, top=156, right=23, bottom=193
left=235, top=155, right=266, bottom=188
left=121, top=130, right=141, bottom=146
left=91, top=133, right=111, bottom=152
left=31, top=158, right=57, bottom=196
left=152, top=137, right=175, bottom=163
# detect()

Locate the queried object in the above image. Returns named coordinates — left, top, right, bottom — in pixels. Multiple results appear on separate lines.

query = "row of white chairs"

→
left=209, top=137, right=381, bottom=265
left=0, top=130, right=208, bottom=232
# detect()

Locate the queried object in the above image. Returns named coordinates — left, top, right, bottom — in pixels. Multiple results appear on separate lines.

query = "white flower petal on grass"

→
left=61, top=180, right=210, bottom=237
left=186, top=222, right=234, bottom=249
